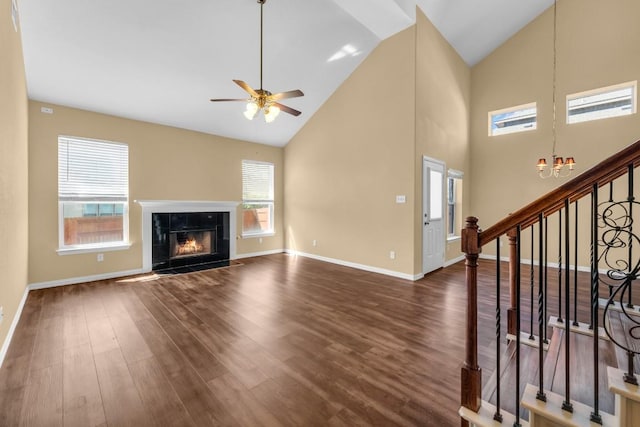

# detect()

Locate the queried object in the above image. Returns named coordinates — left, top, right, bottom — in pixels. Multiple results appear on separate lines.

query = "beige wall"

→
left=414, top=8, right=471, bottom=269
left=0, top=0, right=29, bottom=356
left=285, top=8, right=472, bottom=277
left=29, top=102, right=284, bottom=284
left=470, top=0, right=640, bottom=240
left=284, top=26, right=417, bottom=276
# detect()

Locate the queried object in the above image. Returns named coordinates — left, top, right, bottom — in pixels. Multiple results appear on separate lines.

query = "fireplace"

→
left=138, top=200, right=239, bottom=273
left=151, top=212, right=230, bottom=272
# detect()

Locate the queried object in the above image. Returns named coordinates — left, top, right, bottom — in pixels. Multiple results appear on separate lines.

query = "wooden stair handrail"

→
left=479, top=139, right=640, bottom=247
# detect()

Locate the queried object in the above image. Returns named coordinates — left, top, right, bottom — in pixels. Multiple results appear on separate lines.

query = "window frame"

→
left=447, top=169, right=463, bottom=241
left=57, top=136, right=130, bottom=255
left=566, top=80, right=637, bottom=125
left=488, top=102, right=537, bottom=137
left=241, top=160, right=275, bottom=238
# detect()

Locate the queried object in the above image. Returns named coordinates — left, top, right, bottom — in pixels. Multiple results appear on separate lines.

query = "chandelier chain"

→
left=552, top=0, right=557, bottom=157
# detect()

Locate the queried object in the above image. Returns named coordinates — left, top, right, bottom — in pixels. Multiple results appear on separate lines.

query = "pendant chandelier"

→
left=537, top=0, right=575, bottom=179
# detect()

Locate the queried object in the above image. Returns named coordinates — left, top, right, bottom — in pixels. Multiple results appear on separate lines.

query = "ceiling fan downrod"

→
left=258, top=0, right=266, bottom=91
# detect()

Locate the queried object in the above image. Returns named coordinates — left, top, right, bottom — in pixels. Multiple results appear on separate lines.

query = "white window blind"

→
left=58, top=136, right=129, bottom=201
left=242, top=160, right=274, bottom=201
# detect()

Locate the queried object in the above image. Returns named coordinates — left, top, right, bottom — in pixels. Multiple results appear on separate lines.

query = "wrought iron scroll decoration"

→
left=599, top=197, right=639, bottom=384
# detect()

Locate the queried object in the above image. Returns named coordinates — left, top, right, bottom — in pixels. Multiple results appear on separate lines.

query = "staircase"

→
left=459, top=140, right=640, bottom=427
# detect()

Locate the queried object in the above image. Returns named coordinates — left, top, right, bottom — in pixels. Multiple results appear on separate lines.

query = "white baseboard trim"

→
left=478, top=254, right=605, bottom=274
left=285, top=250, right=423, bottom=281
left=0, top=285, right=30, bottom=369
left=444, top=255, right=464, bottom=267
left=235, top=249, right=285, bottom=260
left=28, top=268, right=145, bottom=291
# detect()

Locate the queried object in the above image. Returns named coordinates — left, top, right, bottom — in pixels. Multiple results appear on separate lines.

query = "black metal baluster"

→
left=537, top=215, right=547, bottom=402
left=558, top=209, right=563, bottom=323
left=590, top=184, right=602, bottom=424
left=562, top=199, right=574, bottom=413
left=609, top=181, right=614, bottom=203
left=627, top=165, right=634, bottom=308
left=515, top=225, right=522, bottom=427
left=530, top=226, right=535, bottom=340
left=608, top=181, right=614, bottom=298
left=574, top=200, right=579, bottom=327
left=544, top=217, right=549, bottom=344
left=494, top=238, right=503, bottom=423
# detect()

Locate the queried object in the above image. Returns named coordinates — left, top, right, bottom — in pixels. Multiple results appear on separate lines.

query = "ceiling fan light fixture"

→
left=264, top=105, right=280, bottom=123
left=209, top=0, right=304, bottom=122
left=244, top=101, right=259, bottom=120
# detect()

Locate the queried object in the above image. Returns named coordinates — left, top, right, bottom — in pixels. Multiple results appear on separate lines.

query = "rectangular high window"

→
left=242, top=160, right=274, bottom=237
left=58, top=136, right=129, bottom=252
left=488, top=102, right=537, bottom=136
left=567, top=81, right=636, bottom=124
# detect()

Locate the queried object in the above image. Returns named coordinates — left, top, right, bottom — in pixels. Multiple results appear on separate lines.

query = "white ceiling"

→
left=18, top=0, right=554, bottom=147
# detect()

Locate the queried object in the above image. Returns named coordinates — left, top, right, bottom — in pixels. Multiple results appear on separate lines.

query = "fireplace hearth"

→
left=152, top=211, right=230, bottom=272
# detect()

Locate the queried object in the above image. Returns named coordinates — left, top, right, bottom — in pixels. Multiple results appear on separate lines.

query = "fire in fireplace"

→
left=170, top=231, right=213, bottom=258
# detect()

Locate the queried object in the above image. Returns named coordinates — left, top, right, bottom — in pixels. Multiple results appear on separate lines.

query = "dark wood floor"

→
left=1, top=255, right=475, bottom=426
left=0, top=254, right=635, bottom=426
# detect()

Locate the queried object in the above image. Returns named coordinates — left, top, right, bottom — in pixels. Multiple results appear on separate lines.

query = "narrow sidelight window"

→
left=242, top=160, right=274, bottom=237
left=58, top=136, right=129, bottom=251
left=447, top=170, right=463, bottom=239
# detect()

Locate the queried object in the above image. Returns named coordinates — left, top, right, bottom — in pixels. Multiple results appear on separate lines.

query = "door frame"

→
left=422, top=156, right=446, bottom=275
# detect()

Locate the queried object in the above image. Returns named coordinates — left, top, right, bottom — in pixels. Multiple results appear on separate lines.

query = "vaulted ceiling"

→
left=18, top=0, right=554, bottom=147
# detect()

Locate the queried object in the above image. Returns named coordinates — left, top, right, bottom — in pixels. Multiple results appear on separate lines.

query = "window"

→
left=489, top=102, right=537, bottom=136
left=242, top=160, right=274, bottom=236
left=567, top=81, right=636, bottom=124
left=447, top=170, right=463, bottom=239
left=58, top=136, right=129, bottom=252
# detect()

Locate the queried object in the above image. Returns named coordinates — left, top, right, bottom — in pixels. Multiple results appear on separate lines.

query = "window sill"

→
left=242, top=232, right=275, bottom=239
left=447, top=235, right=461, bottom=243
left=57, top=242, right=132, bottom=256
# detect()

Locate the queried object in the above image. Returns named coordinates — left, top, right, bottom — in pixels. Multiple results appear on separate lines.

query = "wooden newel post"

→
left=507, top=228, right=518, bottom=335
left=461, top=216, right=481, bottom=425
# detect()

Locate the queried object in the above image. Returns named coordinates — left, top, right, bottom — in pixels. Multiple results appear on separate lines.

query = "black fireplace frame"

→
left=152, top=211, right=230, bottom=272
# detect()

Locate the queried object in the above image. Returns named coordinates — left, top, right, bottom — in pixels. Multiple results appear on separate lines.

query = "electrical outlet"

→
left=389, top=251, right=396, bottom=260
left=312, top=239, right=317, bottom=247
left=0, top=306, right=3, bottom=325
left=259, top=237, right=263, bottom=244
left=97, top=253, right=104, bottom=262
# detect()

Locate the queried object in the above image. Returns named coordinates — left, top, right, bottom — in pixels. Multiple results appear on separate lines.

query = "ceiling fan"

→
left=210, top=0, right=304, bottom=123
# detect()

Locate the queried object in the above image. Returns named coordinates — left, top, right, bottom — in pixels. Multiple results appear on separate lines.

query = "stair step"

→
left=548, top=315, right=609, bottom=340
left=599, top=298, right=640, bottom=317
left=608, top=366, right=640, bottom=402
left=507, top=331, right=550, bottom=351
left=459, top=400, right=529, bottom=427
left=608, top=367, right=640, bottom=427
left=521, top=383, right=617, bottom=426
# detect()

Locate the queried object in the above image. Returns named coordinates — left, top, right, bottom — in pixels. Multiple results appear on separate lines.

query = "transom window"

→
left=489, top=102, right=537, bottom=136
left=58, top=136, right=129, bottom=252
left=567, top=81, right=637, bottom=124
left=242, top=160, right=274, bottom=237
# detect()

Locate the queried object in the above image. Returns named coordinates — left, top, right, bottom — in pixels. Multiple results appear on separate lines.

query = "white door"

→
left=423, top=157, right=445, bottom=274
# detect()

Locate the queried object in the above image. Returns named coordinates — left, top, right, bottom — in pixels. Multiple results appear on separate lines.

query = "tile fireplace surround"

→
left=136, top=200, right=239, bottom=272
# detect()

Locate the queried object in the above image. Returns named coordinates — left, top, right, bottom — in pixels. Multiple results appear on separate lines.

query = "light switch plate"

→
left=396, top=195, right=406, bottom=204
